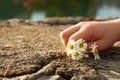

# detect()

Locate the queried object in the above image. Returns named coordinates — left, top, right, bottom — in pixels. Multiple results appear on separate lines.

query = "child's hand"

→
left=60, top=20, right=120, bottom=51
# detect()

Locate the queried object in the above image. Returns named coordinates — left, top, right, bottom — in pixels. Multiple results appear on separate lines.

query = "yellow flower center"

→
left=69, top=43, right=73, bottom=50
left=78, top=42, right=83, bottom=48
left=74, top=52, right=79, bottom=57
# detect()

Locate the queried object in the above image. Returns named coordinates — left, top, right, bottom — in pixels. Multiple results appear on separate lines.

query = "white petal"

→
left=66, top=49, right=74, bottom=54
left=68, top=40, right=75, bottom=45
left=90, top=43, right=98, bottom=49
left=71, top=55, right=76, bottom=60
left=94, top=54, right=101, bottom=60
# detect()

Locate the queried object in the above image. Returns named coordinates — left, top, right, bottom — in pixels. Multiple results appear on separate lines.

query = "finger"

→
left=87, top=39, right=113, bottom=51
left=60, top=24, right=81, bottom=47
left=69, top=27, right=92, bottom=42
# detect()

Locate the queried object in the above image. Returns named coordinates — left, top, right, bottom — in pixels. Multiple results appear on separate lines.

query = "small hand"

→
left=60, top=20, right=120, bottom=51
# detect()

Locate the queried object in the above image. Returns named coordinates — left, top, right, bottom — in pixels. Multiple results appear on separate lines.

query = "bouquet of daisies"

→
left=66, top=39, right=100, bottom=60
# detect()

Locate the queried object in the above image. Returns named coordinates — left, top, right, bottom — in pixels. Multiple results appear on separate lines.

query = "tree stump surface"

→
left=0, top=17, right=120, bottom=80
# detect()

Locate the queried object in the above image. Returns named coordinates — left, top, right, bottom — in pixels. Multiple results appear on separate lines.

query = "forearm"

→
left=106, top=19, right=120, bottom=41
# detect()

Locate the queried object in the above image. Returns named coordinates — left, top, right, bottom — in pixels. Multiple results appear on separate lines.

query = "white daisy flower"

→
left=66, top=40, right=75, bottom=57
left=90, top=43, right=100, bottom=60
left=75, top=39, right=87, bottom=53
left=71, top=51, right=83, bottom=60
left=65, top=39, right=101, bottom=61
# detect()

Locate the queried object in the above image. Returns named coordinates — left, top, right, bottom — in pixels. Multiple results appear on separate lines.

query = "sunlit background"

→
left=0, top=0, right=120, bottom=21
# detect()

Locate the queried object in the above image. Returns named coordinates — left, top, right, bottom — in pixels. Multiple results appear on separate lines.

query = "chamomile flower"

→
left=75, top=39, right=87, bottom=53
left=65, top=39, right=101, bottom=61
left=71, top=51, right=83, bottom=60
left=66, top=40, right=75, bottom=57
left=90, top=43, right=100, bottom=60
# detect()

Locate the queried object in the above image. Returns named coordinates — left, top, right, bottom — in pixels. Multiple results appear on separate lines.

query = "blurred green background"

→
left=0, top=0, right=120, bottom=21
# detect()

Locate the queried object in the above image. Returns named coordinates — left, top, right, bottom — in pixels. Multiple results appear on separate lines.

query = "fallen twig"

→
left=4, top=59, right=16, bottom=77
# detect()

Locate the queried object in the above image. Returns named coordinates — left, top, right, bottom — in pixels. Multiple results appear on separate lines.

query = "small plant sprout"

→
left=90, top=43, right=101, bottom=60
